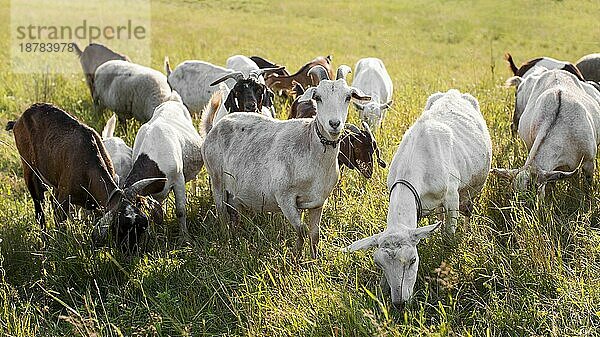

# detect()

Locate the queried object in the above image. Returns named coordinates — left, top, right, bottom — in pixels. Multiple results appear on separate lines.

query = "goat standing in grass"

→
left=203, top=77, right=370, bottom=258
left=346, top=89, right=492, bottom=309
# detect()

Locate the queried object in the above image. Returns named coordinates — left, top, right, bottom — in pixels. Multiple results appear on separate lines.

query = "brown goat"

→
left=72, top=42, right=130, bottom=97
left=504, top=52, right=585, bottom=80
left=6, top=103, right=160, bottom=252
left=265, top=55, right=334, bottom=94
left=249, top=56, right=290, bottom=77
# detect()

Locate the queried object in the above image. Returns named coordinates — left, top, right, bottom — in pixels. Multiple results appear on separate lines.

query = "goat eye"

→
left=314, top=96, right=322, bottom=102
left=345, top=95, right=351, bottom=102
left=410, top=257, right=417, bottom=265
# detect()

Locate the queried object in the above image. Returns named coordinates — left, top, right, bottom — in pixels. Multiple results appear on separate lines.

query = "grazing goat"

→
left=202, top=78, right=370, bottom=258
left=101, top=115, right=132, bottom=186
left=94, top=60, right=172, bottom=125
left=493, top=68, right=600, bottom=197
left=351, top=58, right=394, bottom=129
left=504, top=52, right=584, bottom=80
left=123, top=92, right=204, bottom=239
left=200, top=69, right=278, bottom=136
left=165, top=58, right=239, bottom=116
left=6, top=103, right=161, bottom=251
left=576, top=53, right=600, bottom=83
left=265, top=55, right=333, bottom=94
left=339, top=122, right=387, bottom=178
left=345, top=89, right=492, bottom=309
left=72, top=42, right=130, bottom=97
left=249, top=55, right=290, bottom=77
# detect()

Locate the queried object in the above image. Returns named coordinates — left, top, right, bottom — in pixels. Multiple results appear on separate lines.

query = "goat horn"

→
left=251, top=66, right=285, bottom=78
left=125, top=177, right=167, bottom=198
left=210, top=71, right=244, bottom=86
left=308, top=65, right=330, bottom=82
left=336, top=65, right=352, bottom=80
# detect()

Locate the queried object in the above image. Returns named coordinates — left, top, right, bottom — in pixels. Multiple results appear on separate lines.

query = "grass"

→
left=1, top=0, right=600, bottom=335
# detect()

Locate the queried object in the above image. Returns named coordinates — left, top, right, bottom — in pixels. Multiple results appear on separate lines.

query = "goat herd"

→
left=5, top=42, right=600, bottom=308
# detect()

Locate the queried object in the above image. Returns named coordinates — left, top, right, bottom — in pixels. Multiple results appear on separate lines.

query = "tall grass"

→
left=0, top=0, right=599, bottom=336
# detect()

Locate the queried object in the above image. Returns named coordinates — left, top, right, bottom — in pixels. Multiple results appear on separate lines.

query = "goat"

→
left=249, top=55, right=290, bottom=77
left=6, top=103, right=161, bottom=252
left=93, top=60, right=172, bottom=125
left=226, top=55, right=261, bottom=79
left=504, top=52, right=584, bottom=80
left=351, top=58, right=394, bottom=129
left=101, top=114, right=132, bottom=186
left=265, top=55, right=333, bottom=94
left=165, top=58, right=240, bottom=116
left=345, top=89, right=492, bottom=310
left=200, top=69, right=279, bottom=136
left=123, top=92, right=204, bottom=239
left=72, top=42, right=130, bottom=97
left=576, top=53, right=600, bottom=83
left=202, top=78, right=370, bottom=258
left=493, top=68, right=600, bottom=197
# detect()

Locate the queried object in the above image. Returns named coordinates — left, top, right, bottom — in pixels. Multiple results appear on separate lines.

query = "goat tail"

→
left=72, top=42, right=83, bottom=57
left=5, top=121, right=15, bottom=131
left=504, top=52, right=519, bottom=76
left=200, top=91, right=222, bottom=138
left=525, top=89, right=562, bottom=165
left=102, top=115, right=117, bottom=139
left=164, top=56, right=172, bottom=77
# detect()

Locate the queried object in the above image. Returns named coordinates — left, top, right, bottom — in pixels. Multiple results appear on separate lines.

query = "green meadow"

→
left=0, top=0, right=599, bottom=335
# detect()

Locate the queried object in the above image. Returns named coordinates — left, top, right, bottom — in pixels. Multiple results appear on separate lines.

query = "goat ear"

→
left=504, top=76, right=522, bottom=88
left=409, top=222, right=440, bottom=244
left=461, top=93, right=480, bottom=111
left=263, top=88, right=275, bottom=108
left=224, top=92, right=239, bottom=113
left=350, top=87, right=371, bottom=103
left=343, top=233, right=380, bottom=252
left=424, top=92, right=444, bottom=111
left=490, top=168, right=519, bottom=180
left=106, top=189, right=124, bottom=211
left=298, top=87, right=317, bottom=103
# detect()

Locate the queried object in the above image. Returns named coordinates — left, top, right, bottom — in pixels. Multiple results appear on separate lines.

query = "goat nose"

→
left=245, top=103, right=257, bottom=111
left=329, top=120, right=341, bottom=129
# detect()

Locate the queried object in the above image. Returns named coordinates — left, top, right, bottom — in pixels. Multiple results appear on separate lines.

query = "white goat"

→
left=123, top=92, right=204, bottom=238
left=576, top=53, right=600, bottom=83
left=351, top=58, right=394, bottom=129
left=226, top=55, right=262, bottom=80
left=165, top=58, right=238, bottom=116
left=494, top=68, right=600, bottom=195
left=504, top=53, right=585, bottom=80
left=345, top=89, right=492, bottom=309
left=202, top=78, right=370, bottom=258
left=101, top=115, right=132, bottom=187
left=94, top=60, right=172, bottom=124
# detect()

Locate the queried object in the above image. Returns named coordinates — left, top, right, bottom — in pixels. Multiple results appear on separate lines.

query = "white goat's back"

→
left=352, top=57, right=393, bottom=103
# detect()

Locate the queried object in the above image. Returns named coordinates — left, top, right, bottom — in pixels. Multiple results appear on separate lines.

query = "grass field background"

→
left=1, top=0, right=600, bottom=336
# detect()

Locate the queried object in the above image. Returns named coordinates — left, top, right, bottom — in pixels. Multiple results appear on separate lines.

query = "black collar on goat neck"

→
left=389, top=179, right=423, bottom=222
left=314, top=122, right=340, bottom=152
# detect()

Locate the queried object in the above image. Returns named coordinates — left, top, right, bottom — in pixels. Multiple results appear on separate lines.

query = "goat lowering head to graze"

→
left=249, top=55, right=290, bottom=77
left=72, top=42, right=130, bottom=98
left=346, top=89, right=492, bottom=309
left=202, top=76, right=370, bottom=258
left=265, top=55, right=334, bottom=94
left=200, top=68, right=281, bottom=136
left=6, top=103, right=163, bottom=252
left=351, top=58, right=394, bottom=129
left=123, top=92, right=204, bottom=240
left=339, top=122, right=387, bottom=178
left=493, top=68, right=600, bottom=198
left=94, top=60, right=172, bottom=125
